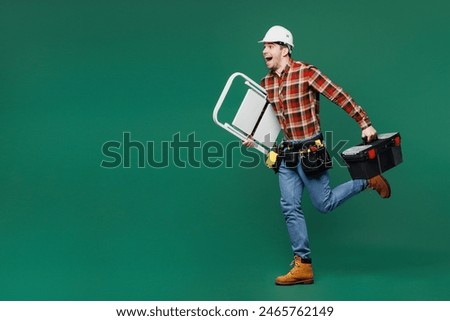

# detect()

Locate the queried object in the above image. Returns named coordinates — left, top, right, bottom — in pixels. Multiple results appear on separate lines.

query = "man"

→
left=243, top=25, right=391, bottom=285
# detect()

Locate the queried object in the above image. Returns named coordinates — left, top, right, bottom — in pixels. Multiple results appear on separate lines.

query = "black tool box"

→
left=341, top=132, right=403, bottom=179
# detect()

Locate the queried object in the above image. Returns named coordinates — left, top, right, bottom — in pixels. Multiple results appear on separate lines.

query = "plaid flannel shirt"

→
left=261, top=59, right=371, bottom=141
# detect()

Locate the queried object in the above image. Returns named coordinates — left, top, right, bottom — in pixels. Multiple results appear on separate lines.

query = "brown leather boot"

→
left=367, top=175, right=391, bottom=198
left=275, top=256, right=314, bottom=285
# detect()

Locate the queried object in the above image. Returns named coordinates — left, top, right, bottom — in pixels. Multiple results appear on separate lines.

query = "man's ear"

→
left=281, top=46, right=290, bottom=57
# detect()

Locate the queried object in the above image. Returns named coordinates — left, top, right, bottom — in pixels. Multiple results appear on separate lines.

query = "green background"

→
left=1, top=0, right=449, bottom=300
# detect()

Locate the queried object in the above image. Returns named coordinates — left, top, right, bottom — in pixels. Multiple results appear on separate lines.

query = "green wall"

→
left=1, top=0, right=449, bottom=300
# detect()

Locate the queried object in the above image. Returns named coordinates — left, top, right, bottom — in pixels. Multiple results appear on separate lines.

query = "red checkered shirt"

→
left=261, top=59, right=371, bottom=140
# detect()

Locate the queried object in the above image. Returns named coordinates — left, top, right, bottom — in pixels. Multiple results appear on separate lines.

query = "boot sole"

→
left=275, top=279, right=314, bottom=286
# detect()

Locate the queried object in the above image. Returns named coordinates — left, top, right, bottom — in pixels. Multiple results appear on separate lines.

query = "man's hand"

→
left=362, top=125, right=378, bottom=143
left=242, top=136, right=255, bottom=148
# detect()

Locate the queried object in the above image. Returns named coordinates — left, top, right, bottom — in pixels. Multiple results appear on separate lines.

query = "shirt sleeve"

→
left=306, top=65, right=371, bottom=129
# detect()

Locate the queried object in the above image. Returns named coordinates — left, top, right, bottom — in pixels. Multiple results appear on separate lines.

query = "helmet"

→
left=259, top=25, right=294, bottom=49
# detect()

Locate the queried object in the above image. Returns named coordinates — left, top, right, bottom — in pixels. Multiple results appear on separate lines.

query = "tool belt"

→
left=266, top=134, right=332, bottom=176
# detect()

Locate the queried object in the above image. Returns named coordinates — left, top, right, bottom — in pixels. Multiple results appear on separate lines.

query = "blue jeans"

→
left=278, top=160, right=366, bottom=259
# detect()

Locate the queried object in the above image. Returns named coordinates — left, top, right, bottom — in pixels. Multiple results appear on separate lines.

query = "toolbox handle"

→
left=362, top=134, right=378, bottom=145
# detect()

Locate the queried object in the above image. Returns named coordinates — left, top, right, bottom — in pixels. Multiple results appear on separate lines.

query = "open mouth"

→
left=265, top=56, right=273, bottom=62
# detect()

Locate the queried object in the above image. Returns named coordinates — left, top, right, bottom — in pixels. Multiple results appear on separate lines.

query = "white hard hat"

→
left=259, top=25, right=294, bottom=49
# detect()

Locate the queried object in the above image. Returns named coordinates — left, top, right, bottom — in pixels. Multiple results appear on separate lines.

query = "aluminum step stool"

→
left=212, top=72, right=280, bottom=154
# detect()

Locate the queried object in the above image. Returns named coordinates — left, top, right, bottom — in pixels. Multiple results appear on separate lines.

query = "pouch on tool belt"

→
left=266, top=149, right=282, bottom=173
left=265, top=150, right=278, bottom=168
left=300, top=140, right=332, bottom=177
